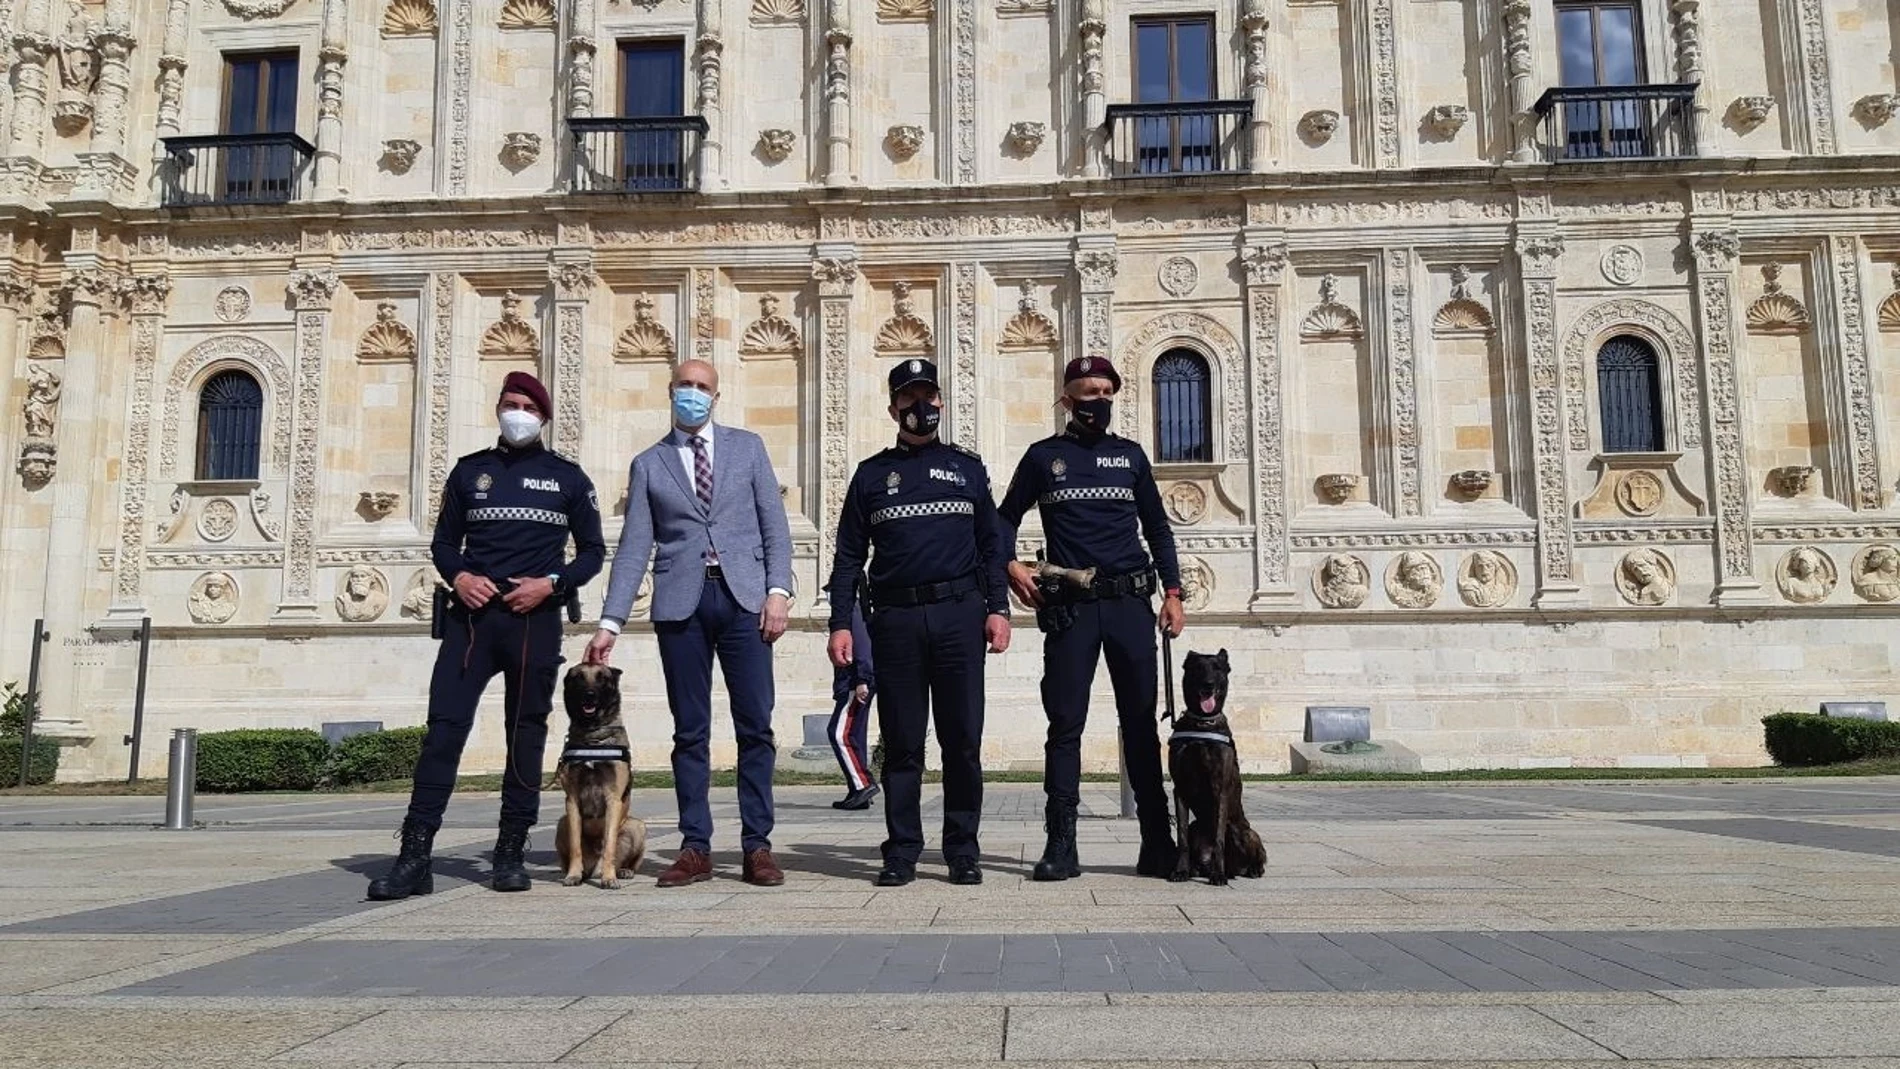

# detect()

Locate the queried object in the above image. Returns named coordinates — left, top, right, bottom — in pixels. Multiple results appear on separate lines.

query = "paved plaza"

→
left=2, top=778, right=1899, bottom=1066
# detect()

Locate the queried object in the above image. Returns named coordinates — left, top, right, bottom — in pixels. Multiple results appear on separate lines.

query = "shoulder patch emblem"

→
left=1050, top=458, right=1066, bottom=477
left=475, top=473, right=492, bottom=492
left=587, top=488, right=599, bottom=511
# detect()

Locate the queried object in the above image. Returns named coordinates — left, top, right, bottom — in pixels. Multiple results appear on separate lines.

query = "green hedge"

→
left=1762, top=712, right=1900, bottom=767
left=195, top=729, right=332, bottom=792
left=0, top=736, right=58, bottom=785
left=324, top=726, right=427, bottom=787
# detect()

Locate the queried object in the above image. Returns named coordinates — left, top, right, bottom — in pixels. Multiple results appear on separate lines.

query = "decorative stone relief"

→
left=1164, top=481, right=1206, bottom=525
left=17, top=440, right=56, bottom=489
left=1852, top=544, right=1900, bottom=602
left=400, top=569, right=439, bottom=620
left=1457, top=550, right=1517, bottom=608
left=382, top=0, right=437, bottom=35
left=1451, top=469, right=1493, bottom=498
left=950, top=263, right=977, bottom=437
left=874, top=281, right=933, bottom=354
left=197, top=498, right=239, bottom=542
left=1829, top=237, right=1880, bottom=512
left=498, top=0, right=555, bottom=28
left=1006, top=121, right=1045, bottom=156
left=1772, top=464, right=1816, bottom=497
left=221, top=0, right=296, bottom=17
left=1600, top=245, right=1644, bottom=286
left=447, top=0, right=472, bottom=193
left=1157, top=257, right=1198, bottom=298
left=335, top=566, right=390, bottom=622
left=1560, top=299, right=1701, bottom=452
left=1298, top=109, right=1339, bottom=145
left=1519, top=235, right=1576, bottom=593
left=1775, top=546, right=1836, bottom=604
left=358, top=490, right=401, bottom=520
left=22, top=363, right=60, bottom=441
left=1113, top=311, right=1246, bottom=461
left=1178, top=556, right=1214, bottom=611
left=1424, top=104, right=1468, bottom=139
left=813, top=256, right=859, bottom=297
left=952, top=0, right=976, bottom=183
left=1386, top=250, right=1421, bottom=517
left=479, top=292, right=540, bottom=360
left=998, top=280, right=1058, bottom=350
left=758, top=129, right=796, bottom=162
left=1385, top=551, right=1442, bottom=609
left=1854, top=94, right=1898, bottom=127
left=1879, top=265, right=1900, bottom=331
left=1615, top=548, right=1676, bottom=605
left=1317, top=472, right=1359, bottom=504
left=1433, top=266, right=1494, bottom=336
left=751, top=0, right=804, bottom=22
left=614, top=294, right=675, bottom=362
left=876, top=0, right=932, bottom=19
left=885, top=124, right=924, bottom=161
left=1729, top=95, right=1775, bottom=130
left=1241, top=245, right=1288, bottom=287
left=499, top=132, right=540, bottom=170
left=740, top=294, right=801, bottom=356
left=1313, top=553, right=1370, bottom=609
left=1615, top=470, right=1664, bottom=517
left=1366, top=0, right=1399, bottom=167
left=1300, top=275, right=1363, bottom=339
left=357, top=303, right=417, bottom=362
left=995, top=0, right=1050, bottom=12
left=1745, top=264, right=1811, bottom=335
left=380, top=139, right=421, bottom=174
left=53, top=3, right=98, bottom=136
left=209, top=286, right=250, bottom=324
left=188, top=572, right=239, bottom=624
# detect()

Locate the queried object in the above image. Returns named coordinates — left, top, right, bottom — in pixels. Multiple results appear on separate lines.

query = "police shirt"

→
left=997, top=426, right=1182, bottom=591
left=431, top=440, right=606, bottom=600
left=826, top=438, right=1011, bottom=632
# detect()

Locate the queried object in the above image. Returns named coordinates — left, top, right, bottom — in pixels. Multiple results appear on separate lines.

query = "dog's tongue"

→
left=1199, top=695, right=1217, bottom=714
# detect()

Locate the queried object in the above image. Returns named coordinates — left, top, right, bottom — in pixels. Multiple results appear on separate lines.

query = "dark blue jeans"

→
left=654, top=576, right=777, bottom=853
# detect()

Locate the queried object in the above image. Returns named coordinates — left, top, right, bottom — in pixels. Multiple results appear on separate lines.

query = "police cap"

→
left=888, top=358, right=939, bottom=396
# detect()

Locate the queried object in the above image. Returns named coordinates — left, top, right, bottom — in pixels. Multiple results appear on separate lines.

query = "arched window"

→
left=1153, top=348, right=1213, bottom=463
left=196, top=369, right=263, bottom=480
left=1596, top=335, right=1664, bottom=453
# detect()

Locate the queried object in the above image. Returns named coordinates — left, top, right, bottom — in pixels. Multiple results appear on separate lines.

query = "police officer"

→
left=369, top=371, right=605, bottom=900
left=997, top=356, right=1185, bottom=882
left=826, top=358, right=1011, bottom=887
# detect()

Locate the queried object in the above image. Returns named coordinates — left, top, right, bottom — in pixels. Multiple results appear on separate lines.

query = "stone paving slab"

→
left=1632, top=819, right=1900, bottom=859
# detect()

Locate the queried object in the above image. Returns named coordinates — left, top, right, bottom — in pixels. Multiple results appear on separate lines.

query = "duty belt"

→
left=1084, top=570, right=1155, bottom=600
left=872, top=574, right=977, bottom=607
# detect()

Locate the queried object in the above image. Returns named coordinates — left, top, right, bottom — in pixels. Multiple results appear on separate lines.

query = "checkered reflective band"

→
left=1167, top=731, right=1234, bottom=747
left=465, top=506, right=569, bottom=526
left=868, top=499, right=976, bottom=525
left=1039, top=486, right=1136, bottom=505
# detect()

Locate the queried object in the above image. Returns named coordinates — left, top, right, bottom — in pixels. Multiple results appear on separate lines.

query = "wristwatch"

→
left=545, top=573, right=562, bottom=593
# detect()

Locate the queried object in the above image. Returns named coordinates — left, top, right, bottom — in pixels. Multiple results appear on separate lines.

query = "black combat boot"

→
left=1134, top=806, right=1178, bottom=878
left=490, top=819, right=533, bottom=893
left=367, top=818, right=435, bottom=901
left=1031, top=799, right=1081, bottom=882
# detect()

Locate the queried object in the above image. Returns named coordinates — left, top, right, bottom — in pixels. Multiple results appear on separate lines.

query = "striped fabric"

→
left=466, top=506, right=569, bottom=526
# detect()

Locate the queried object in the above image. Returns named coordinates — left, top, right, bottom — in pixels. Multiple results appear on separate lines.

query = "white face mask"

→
left=498, top=409, right=543, bottom=446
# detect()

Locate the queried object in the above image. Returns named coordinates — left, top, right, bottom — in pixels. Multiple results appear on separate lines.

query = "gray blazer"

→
left=600, top=424, right=794, bottom=625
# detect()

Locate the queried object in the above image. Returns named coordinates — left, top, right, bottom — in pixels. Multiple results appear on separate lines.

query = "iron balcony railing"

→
left=1104, top=100, right=1252, bottom=177
left=1533, top=83, right=1698, bottom=162
left=158, top=133, right=316, bottom=207
left=568, top=115, right=710, bottom=193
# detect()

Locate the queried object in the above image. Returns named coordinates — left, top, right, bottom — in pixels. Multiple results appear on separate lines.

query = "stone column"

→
left=695, top=0, right=723, bottom=190
left=1501, top=0, right=1534, bottom=163
left=83, top=0, right=133, bottom=171
left=1241, top=241, right=1295, bottom=608
left=1687, top=226, right=1764, bottom=604
left=546, top=257, right=595, bottom=458
left=566, top=0, right=595, bottom=117
left=823, top=0, right=851, bottom=187
left=812, top=249, right=858, bottom=603
left=148, top=0, right=190, bottom=198
left=102, top=272, right=170, bottom=625
left=1823, top=235, right=1882, bottom=513
left=313, top=0, right=347, bottom=198
left=273, top=267, right=338, bottom=622
left=1240, top=0, right=1269, bottom=172
left=1669, top=0, right=1710, bottom=134
left=1078, top=0, right=1106, bottom=178
left=8, top=0, right=52, bottom=158
left=1514, top=231, right=1581, bottom=607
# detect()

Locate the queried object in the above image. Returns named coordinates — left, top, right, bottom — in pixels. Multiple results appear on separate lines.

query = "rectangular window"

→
left=1132, top=17, right=1214, bottom=104
left=1555, top=2, right=1644, bottom=87
left=222, top=51, right=299, bottom=134
left=621, top=39, right=685, bottom=116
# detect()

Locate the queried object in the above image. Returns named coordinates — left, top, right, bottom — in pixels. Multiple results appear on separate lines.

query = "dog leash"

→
left=1161, top=628, right=1176, bottom=725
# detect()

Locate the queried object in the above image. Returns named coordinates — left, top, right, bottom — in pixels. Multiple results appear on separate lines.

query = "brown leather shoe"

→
left=742, top=848, right=785, bottom=887
left=655, top=848, right=713, bottom=888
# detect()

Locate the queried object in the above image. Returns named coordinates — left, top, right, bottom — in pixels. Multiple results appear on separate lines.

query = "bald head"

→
left=672, top=359, right=719, bottom=395
left=669, top=359, right=719, bottom=432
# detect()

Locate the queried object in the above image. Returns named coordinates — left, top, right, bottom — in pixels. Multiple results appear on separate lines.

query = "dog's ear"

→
left=1216, top=648, right=1230, bottom=671
left=609, top=667, right=623, bottom=682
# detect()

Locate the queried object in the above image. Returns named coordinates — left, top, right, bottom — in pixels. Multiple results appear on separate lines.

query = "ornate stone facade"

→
left=3, top=1, right=1900, bottom=779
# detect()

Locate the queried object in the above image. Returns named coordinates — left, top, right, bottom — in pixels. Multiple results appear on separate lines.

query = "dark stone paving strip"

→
left=1630, top=817, right=1900, bottom=859
left=110, top=927, right=1900, bottom=998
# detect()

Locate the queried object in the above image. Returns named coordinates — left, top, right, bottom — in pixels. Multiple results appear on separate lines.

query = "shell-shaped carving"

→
left=479, top=292, right=540, bottom=359
left=1880, top=290, right=1900, bottom=332
left=614, top=294, right=676, bottom=362
left=1746, top=290, right=1811, bottom=334
left=357, top=302, right=417, bottom=362
left=740, top=294, right=802, bottom=356
left=381, top=0, right=437, bottom=36
left=877, top=0, right=933, bottom=18
left=998, top=280, right=1058, bottom=349
left=1432, top=298, right=1494, bottom=335
left=1300, top=303, right=1363, bottom=340
left=750, top=0, right=804, bottom=20
left=497, top=0, right=554, bottom=28
left=875, top=281, right=934, bottom=354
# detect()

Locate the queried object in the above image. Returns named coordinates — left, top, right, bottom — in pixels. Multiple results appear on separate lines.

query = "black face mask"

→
left=899, top=397, right=941, bottom=437
left=1071, top=397, right=1113, bottom=433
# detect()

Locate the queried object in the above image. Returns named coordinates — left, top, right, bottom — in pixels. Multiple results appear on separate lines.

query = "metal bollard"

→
left=163, top=729, right=197, bottom=830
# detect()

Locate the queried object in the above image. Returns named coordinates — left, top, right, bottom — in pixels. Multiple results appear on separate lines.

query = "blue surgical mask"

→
left=672, top=385, right=714, bottom=428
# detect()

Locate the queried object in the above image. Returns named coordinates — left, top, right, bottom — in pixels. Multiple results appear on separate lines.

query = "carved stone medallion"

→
left=214, top=286, right=252, bottom=323
left=1157, top=256, right=1198, bottom=298
left=188, top=572, right=239, bottom=624
left=1178, top=555, right=1214, bottom=611
left=197, top=498, right=239, bottom=543
left=1600, top=245, right=1644, bottom=287
left=1312, top=553, right=1369, bottom=609
left=1384, top=551, right=1442, bottom=609
left=1615, top=548, right=1676, bottom=606
left=1775, top=546, right=1837, bottom=604
left=400, top=569, right=439, bottom=621
left=335, top=566, right=390, bottom=622
left=1615, top=470, right=1664, bottom=518
left=1456, top=550, right=1518, bottom=608
left=1163, top=481, right=1206, bottom=525
left=1851, top=544, right=1900, bottom=603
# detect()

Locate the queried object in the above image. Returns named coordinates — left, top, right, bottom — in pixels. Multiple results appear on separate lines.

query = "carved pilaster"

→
left=148, top=0, right=189, bottom=195
left=813, top=250, right=858, bottom=599
left=1825, top=236, right=1881, bottom=513
left=823, top=0, right=851, bottom=187
left=566, top=0, right=594, bottom=115
left=1687, top=227, right=1763, bottom=603
left=951, top=0, right=974, bottom=184
left=1669, top=0, right=1709, bottom=129
left=690, top=266, right=715, bottom=365
left=694, top=29, right=723, bottom=190
left=426, top=273, right=455, bottom=522
left=275, top=268, right=339, bottom=620
left=1241, top=0, right=1269, bottom=172
left=1074, top=243, right=1116, bottom=367
left=1502, top=0, right=1534, bottom=162
left=1781, top=0, right=1836, bottom=155
left=9, top=26, right=51, bottom=157
left=1078, top=0, right=1106, bottom=177
left=1242, top=241, right=1293, bottom=607
left=1384, top=249, right=1420, bottom=516
left=548, top=258, right=594, bottom=457
left=949, top=263, right=977, bottom=441
left=1515, top=231, right=1579, bottom=606
left=86, top=3, right=133, bottom=162
left=104, top=272, right=169, bottom=622
left=1362, top=0, right=1400, bottom=169
left=444, top=0, right=472, bottom=194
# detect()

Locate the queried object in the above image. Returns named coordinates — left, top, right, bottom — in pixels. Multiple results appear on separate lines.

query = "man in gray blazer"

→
left=586, top=358, right=795, bottom=887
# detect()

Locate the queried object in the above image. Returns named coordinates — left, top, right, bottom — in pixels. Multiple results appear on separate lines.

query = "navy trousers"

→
left=406, top=601, right=564, bottom=831
left=868, top=593, right=985, bottom=865
left=1041, top=595, right=1169, bottom=826
left=828, top=684, right=875, bottom=791
left=654, top=576, right=777, bottom=853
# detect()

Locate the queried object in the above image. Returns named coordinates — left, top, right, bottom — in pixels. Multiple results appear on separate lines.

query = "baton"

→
left=1161, top=627, right=1176, bottom=725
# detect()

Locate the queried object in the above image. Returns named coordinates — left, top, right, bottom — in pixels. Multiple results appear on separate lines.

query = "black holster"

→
left=430, top=587, right=450, bottom=640
left=1034, top=576, right=1077, bottom=635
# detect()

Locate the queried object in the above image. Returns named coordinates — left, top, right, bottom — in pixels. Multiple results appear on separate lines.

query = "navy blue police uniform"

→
left=407, top=439, right=605, bottom=834
left=998, top=355, right=1183, bottom=880
left=826, top=359, right=1009, bottom=885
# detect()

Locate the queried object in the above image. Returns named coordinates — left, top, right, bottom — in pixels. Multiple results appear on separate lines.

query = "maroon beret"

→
left=498, top=371, right=552, bottom=419
left=1064, top=356, right=1122, bottom=391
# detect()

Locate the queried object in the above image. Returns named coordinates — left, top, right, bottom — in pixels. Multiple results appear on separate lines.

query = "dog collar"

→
left=1168, top=731, right=1233, bottom=747
left=559, top=745, right=630, bottom=764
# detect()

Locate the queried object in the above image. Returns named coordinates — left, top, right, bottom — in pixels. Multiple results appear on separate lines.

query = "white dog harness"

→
left=1167, top=730, right=1233, bottom=747
left=558, top=745, right=630, bottom=768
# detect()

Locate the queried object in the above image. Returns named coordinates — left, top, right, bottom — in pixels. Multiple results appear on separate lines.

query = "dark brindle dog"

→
left=555, top=664, right=646, bottom=889
left=1167, top=649, right=1266, bottom=885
